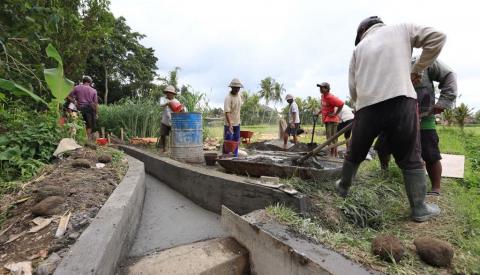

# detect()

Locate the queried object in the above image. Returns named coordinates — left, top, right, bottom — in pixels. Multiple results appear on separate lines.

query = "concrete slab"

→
left=125, top=238, right=249, bottom=275
left=440, top=153, right=465, bottom=178
left=222, top=206, right=379, bottom=275
left=128, top=175, right=227, bottom=257
left=55, top=156, right=146, bottom=275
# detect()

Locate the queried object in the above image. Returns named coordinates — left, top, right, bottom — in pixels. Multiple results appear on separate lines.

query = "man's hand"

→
left=290, top=123, right=295, bottom=128
left=411, top=72, right=422, bottom=85
left=228, top=125, right=234, bottom=134
left=327, top=112, right=335, bottom=117
left=433, top=104, right=445, bottom=114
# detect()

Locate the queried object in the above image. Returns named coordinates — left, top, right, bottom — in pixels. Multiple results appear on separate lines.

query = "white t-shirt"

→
left=224, top=93, right=242, bottom=126
left=338, top=105, right=355, bottom=123
left=289, top=101, right=300, bottom=124
left=161, top=99, right=180, bottom=126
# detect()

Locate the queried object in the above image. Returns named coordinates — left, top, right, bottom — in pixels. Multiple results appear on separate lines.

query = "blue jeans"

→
left=223, top=125, right=240, bottom=157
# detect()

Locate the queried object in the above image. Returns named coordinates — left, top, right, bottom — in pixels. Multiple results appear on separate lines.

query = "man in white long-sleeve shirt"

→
left=335, top=16, right=446, bottom=222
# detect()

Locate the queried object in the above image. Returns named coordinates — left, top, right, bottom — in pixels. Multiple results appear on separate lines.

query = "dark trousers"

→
left=346, top=96, right=423, bottom=170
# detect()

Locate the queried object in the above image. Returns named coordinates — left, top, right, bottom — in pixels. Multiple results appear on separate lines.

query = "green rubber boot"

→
left=335, top=160, right=360, bottom=197
left=403, top=169, right=441, bottom=222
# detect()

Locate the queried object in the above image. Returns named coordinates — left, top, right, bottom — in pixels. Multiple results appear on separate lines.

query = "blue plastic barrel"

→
left=170, top=112, right=204, bottom=163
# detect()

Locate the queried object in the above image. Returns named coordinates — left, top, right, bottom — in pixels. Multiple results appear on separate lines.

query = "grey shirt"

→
left=414, top=58, right=457, bottom=114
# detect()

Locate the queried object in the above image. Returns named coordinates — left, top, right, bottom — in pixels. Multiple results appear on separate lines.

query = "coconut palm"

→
left=258, top=77, right=275, bottom=124
left=454, top=103, right=474, bottom=130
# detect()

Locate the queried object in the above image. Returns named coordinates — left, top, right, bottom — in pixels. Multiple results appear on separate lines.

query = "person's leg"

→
left=421, top=129, right=442, bottom=195
left=80, top=106, right=93, bottom=141
left=331, top=123, right=339, bottom=157
left=388, top=97, right=440, bottom=222
left=373, top=133, right=391, bottom=171
left=233, top=125, right=241, bottom=157
left=336, top=107, right=381, bottom=197
left=223, top=125, right=232, bottom=154
left=325, top=123, right=334, bottom=156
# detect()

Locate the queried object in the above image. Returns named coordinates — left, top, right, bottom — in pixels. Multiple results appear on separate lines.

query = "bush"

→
left=0, top=107, right=62, bottom=182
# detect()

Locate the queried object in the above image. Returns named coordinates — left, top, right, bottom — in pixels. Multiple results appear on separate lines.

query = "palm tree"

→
left=269, top=82, right=285, bottom=124
left=454, top=103, right=474, bottom=130
left=258, top=77, right=274, bottom=124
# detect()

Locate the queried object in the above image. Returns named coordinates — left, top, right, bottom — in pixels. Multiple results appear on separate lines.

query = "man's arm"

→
left=407, top=24, right=447, bottom=73
left=224, top=97, right=233, bottom=133
left=429, top=60, right=457, bottom=111
left=348, top=52, right=357, bottom=104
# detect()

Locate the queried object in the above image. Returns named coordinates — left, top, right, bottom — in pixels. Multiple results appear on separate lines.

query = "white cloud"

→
left=111, top=0, right=480, bottom=110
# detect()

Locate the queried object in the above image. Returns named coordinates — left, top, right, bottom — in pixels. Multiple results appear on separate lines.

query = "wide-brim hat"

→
left=285, top=94, right=294, bottom=100
left=228, top=78, right=243, bottom=88
left=163, top=85, right=177, bottom=94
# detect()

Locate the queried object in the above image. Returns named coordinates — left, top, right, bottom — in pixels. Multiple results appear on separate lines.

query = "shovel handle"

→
left=297, top=122, right=353, bottom=164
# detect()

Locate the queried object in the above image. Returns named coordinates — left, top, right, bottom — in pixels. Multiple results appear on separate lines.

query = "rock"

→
left=36, top=252, right=61, bottom=275
left=71, top=159, right=90, bottom=168
left=414, top=237, right=454, bottom=267
left=35, top=186, right=64, bottom=201
left=31, top=196, right=65, bottom=216
left=97, top=154, right=112, bottom=163
left=237, top=149, right=248, bottom=157
left=68, top=231, right=80, bottom=240
left=372, top=235, right=405, bottom=262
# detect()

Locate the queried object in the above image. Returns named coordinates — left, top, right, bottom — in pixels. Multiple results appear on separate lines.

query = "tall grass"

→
left=98, top=98, right=163, bottom=139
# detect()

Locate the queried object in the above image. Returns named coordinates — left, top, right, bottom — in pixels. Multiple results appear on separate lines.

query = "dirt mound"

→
left=372, top=235, right=405, bottom=262
left=0, top=147, right=127, bottom=272
left=414, top=237, right=454, bottom=267
left=247, top=141, right=319, bottom=153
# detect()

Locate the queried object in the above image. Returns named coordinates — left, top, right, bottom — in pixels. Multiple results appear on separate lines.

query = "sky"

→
left=110, top=0, right=479, bottom=110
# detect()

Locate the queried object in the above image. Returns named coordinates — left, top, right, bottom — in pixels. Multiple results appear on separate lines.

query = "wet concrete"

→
left=128, top=174, right=227, bottom=257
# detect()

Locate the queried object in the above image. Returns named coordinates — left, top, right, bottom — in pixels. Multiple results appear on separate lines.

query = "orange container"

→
left=96, top=138, right=108, bottom=146
left=223, top=140, right=238, bottom=153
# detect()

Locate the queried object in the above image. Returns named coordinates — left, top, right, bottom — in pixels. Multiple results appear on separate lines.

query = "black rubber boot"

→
left=403, top=169, right=441, bottom=222
left=335, top=160, right=360, bottom=197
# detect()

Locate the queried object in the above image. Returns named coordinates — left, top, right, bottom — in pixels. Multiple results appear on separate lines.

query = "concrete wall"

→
left=221, top=207, right=378, bottom=275
left=54, top=156, right=146, bottom=275
left=119, top=145, right=308, bottom=215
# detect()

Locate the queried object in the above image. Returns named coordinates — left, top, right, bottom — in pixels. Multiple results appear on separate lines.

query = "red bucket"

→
left=96, top=138, right=108, bottom=146
left=223, top=140, right=238, bottom=154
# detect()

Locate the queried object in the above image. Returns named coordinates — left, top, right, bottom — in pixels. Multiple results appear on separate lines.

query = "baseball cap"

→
left=316, top=82, right=330, bottom=89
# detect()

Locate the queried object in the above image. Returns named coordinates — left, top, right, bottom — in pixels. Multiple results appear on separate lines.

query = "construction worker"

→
left=67, top=76, right=98, bottom=141
left=337, top=104, right=355, bottom=150
left=336, top=16, right=447, bottom=222
left=317, top=82, right=344, bottom=157
left=223, top=78, right=243, bottom=157
left=283, top=94, right=300, bottom=149
left=374, top=58, right=457, bottom=196
left=159, top=85, right=183, bottom=153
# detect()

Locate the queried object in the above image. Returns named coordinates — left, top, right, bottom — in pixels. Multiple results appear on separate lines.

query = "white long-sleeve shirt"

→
left=349, top=23, right=446, bottom=111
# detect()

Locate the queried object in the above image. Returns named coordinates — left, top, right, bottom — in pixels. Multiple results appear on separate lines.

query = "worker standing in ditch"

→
left=374, top=58, right=457, bottom=196
left=159, top=85, right=183, bottom=153
left=336, top=16, right=447, bottom=222
left=223, top=78, right=244, bottom=157
left=67, top=76, right=98, bottom=141
left=283, top=94, right=300, bottom=149
left=317, top=82, right=344, bottom=157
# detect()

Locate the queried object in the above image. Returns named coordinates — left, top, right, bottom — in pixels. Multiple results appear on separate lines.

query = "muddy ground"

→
left=0, top=146, right=127, bottom=274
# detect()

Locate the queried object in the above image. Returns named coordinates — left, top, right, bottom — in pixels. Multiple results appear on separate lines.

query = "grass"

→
left=206, top=124, right=329, bottom=145
left=266, top=126, right=480, bottom=274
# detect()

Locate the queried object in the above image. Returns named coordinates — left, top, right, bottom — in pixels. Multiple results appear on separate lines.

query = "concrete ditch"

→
left=119, top=145, right=309, bottom=215
left=54, top=156, right=146, bottom=275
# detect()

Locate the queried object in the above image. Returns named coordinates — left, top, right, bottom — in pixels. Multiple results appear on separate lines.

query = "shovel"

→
left=292, top=122, right=353, bottom=165
left=308, top=114, right=318, bottom=148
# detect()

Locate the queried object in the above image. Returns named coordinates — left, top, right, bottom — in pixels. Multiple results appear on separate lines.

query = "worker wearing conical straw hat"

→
left=223, top=78, right=244, bottom=157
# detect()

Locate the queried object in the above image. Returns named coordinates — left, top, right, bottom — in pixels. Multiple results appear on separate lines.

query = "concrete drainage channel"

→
left=56, top=146, right=378, bottom=274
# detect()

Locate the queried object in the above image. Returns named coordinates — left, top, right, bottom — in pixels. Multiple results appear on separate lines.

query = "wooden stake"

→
left=120, top=128, right=124, bottom=141
left=101, top=127, right=105, bottom=138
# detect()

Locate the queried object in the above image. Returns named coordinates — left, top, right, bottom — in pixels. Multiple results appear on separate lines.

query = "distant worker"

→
left=336, top=16, right=447, bottom=222
left=68, top=76, right=98, bottom=141
left=159, top=85, right=184, bottom=153
left=283, top=94, right=300, bottom=149
left=317, top=82, right=344, bottom=157
left=223, top=78, right=244, bottom=157
left=337, top=104, right=355, bottom=149
left=374, top=58, right=457, bottom=195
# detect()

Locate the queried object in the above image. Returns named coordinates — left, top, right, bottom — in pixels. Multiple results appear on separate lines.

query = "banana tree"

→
left=44, top=43, right=74, bottom=112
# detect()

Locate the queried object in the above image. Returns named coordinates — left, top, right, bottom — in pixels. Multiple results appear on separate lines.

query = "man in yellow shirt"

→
left=223, top=78, right=243, bottom=156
